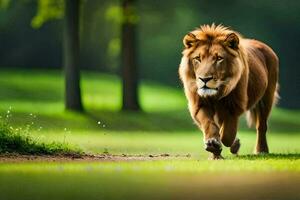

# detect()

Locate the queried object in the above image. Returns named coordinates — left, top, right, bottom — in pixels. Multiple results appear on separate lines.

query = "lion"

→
left=179, top=24, right=279, bottom=159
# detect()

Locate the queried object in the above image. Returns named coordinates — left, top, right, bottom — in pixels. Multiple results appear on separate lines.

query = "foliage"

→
left=105, top=4, right=139, bottom=24
left=31, top=0, right=64, bottom=29
left=0, top=0, right=10, bottom=9
left=105, top=3, right=139, bottom=70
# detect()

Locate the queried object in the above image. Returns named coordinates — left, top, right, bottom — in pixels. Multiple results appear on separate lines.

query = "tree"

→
left=63, top=0, right=83, bottom=111
left=121, top=0, right=140, bottom=111
left=31, top=0, right=83, bottom=111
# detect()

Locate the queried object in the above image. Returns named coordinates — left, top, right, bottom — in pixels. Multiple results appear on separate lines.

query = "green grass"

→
left=0, top=161, right=299, bottom=200
left=0, top=68, right=299, bottom=200
left=0, top=120, right=81, bottom=155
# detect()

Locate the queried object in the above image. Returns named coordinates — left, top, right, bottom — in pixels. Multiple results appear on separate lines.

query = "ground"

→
left=0, top=69, right=299, bottom=200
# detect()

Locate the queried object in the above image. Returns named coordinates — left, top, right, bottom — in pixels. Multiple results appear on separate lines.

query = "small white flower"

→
left=97, top=121, right=101, bottom=125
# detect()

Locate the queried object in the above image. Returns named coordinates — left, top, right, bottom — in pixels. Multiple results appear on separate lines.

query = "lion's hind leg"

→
left=248, top=86, right=278, bottom=154
left=254, top=104, right=269, bottom=154
left=247, top=104, right=269, bottom=154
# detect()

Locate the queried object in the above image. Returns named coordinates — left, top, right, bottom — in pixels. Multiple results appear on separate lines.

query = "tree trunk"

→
left=121, top=0, right=140, bottom=111
left=63, top=0, right=83, bottom=111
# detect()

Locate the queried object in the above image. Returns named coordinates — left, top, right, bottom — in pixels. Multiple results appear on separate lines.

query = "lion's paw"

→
left=205, top=138, right=222, bottom=154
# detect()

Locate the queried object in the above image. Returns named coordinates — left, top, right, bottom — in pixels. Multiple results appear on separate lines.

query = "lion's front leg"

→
left=219, top=115, right=240, bottom=155
left=195, top=108, right=223, bottom=159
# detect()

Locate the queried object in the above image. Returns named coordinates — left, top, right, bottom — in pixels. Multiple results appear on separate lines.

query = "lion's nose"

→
left=199, top=76, right=213, bottom=83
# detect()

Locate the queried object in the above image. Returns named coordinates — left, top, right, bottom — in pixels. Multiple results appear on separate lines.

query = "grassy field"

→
left=0, top=69, right=299, bottom=200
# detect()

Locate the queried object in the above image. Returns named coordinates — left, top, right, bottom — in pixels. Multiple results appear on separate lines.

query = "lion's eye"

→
left=194, top=56, right=201, bottom=62
left=216, top=56, right=223, bottom=61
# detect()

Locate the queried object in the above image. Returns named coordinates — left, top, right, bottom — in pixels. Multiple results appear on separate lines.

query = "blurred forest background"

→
left=0, top=0, right=299, bottom=109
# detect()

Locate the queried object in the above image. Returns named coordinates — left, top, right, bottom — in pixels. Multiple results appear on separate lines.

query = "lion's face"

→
left=190, top=43, right=232, bottom=97
left=182, top=27, right=244, bottom=98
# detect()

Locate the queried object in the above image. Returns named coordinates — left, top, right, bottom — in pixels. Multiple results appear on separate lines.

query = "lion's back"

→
left=242, top=39, right=279, bottom=109
left=244, top=39, right=279, bottom=72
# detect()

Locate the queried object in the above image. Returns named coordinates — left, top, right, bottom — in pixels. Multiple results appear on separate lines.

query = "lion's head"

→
left=180, top=24, right=247, bottom=99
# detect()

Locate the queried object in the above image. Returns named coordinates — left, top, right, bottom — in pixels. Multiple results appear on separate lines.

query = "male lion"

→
left=179, top=24, right=279, bottom=159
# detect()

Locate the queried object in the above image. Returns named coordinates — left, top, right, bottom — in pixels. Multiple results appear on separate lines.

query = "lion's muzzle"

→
left=197, top=76, right=219, bottom=97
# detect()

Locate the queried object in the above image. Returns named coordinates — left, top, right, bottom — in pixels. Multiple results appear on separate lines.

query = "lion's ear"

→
left=183, top=33, right=197, bottom=48
left=224, top=33, right=239, bottom=49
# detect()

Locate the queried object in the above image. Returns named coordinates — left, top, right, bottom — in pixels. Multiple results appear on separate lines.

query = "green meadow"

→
left=0, top=69, right=299, bottom=200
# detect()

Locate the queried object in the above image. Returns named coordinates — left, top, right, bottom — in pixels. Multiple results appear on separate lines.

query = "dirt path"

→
left=0, top=153, right=192, bottom=162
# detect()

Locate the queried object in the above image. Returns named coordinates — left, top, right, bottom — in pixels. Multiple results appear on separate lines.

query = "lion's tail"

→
left=273, top=83, right=280, bottom=107
left=246, top=109, right=257, bottom=128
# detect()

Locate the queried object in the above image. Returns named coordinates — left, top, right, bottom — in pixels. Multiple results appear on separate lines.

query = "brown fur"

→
left=179, top=24, right=279, bottom=159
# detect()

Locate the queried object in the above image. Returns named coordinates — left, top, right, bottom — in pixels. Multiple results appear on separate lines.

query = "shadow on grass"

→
left=4, top=109, right=197, bottom=132
left=0, top=81, right=63, bottom=102
left=0, top=70, right=63, bottom=103
left=85, top=109, right=197, bottom=132
left=234, top=153, right=300, bottom=160
left=2, top=108, right=300, bottom=133
left=85, top=107, right=300, bottom=133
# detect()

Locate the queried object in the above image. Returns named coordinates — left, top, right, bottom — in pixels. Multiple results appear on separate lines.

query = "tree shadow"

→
left=0, top=80, right=63, bottom=102
left=85, top=109, right=197, bottom=132
left=4, top=109, right=197, bottom=132
left=4, top=108, right=300, bottom=133
left=86, top=109, right=300, bottom=133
